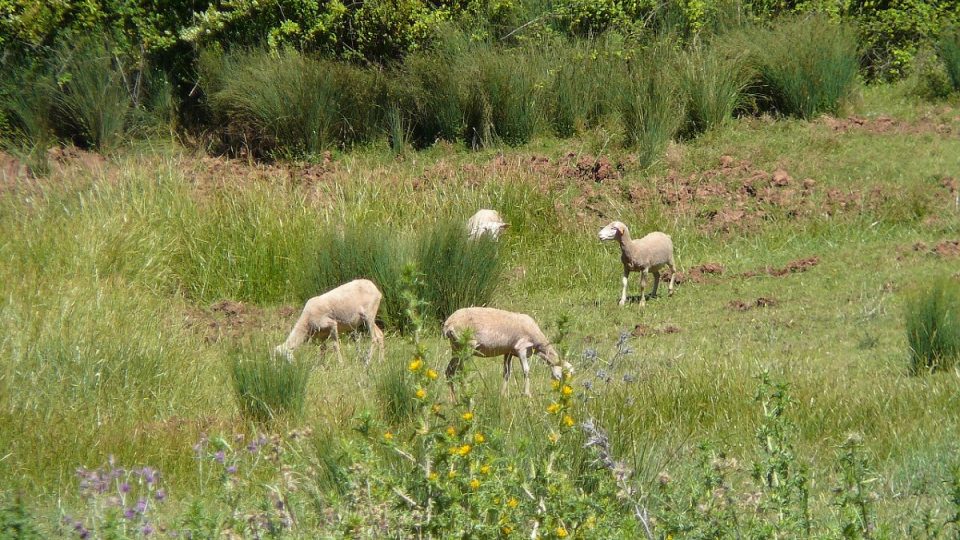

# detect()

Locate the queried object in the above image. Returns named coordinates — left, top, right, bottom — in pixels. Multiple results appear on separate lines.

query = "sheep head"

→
left=598, top=221, right=626, bottom=241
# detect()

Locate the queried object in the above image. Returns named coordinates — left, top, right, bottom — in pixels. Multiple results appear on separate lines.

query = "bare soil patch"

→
left=741, top=256, right=820, bottom=278
left=670, top=262, right=724, bottom=285
left=820, top=114, right=958, bottom=136
left=185, top=299, right=294, bottom=343
left=728, top=297, right=779, bottom=311
left=632, top=324, right=682, bottom=337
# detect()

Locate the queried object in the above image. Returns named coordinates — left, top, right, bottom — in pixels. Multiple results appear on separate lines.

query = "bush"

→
left=906, top=278, right=960, bottom=374
left=464, top=44, right=544, bottom=148
left=741, top=16, right=859, bottom=119
left=620, top=46, right=685, bottom=167
left=202, top=49, right=384, bottom=158
left=230, top=349, right=312, bottom=423
left=546, top=40, right=628, bottom=137
left=416, top=219, right=502, bottom=323
left=399, top=48, right=468, bottom=146
left=939, top=26, right=960, bottom=92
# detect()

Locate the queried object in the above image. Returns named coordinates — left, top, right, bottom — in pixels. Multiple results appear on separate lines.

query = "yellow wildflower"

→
left=473, top=432, right=485, bottom=444
left=563, top=415, right=575, bottom=428
left=501, top=525, right=513, bottom=535
left=548, top=432, right=560, bottom=444
left=480, top=464, right=491, bottom=475
left=429, top=471, right=438, bottom=481
left=408, top=358, right=423, bottom=372
left=556, top=526, right=568, bottom=538
left=506, top=497, right=518, bottom=508
left=426, top=369, right=438, bottom=380
left=561, top=385, right=573, bottom=396
left=446, top=426, right=456, bottom=437
left=457, top=444, right=472, bottom=456
left=552, top=379, right=561, bottom=390
left=547, top=402, right=561, bottom=414
left=415, top=388, right=426, bottom=399
left=432, top=404, right=442, bottom=414
left=448, top=469, right=457, bottom=479
left=469, top=478, right=481, bottom=490
left=462, top=411, right=474, bottom=421
left=384, top=432, right=394, bottom=441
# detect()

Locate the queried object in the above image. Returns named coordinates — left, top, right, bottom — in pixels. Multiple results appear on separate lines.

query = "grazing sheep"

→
left=598, top=221, right=676, bottom=307
left=275, top=279, right=384, bottom=365
left=442, top=307, right=573, bottom=399
left=466, top=209, right=509, bottom=240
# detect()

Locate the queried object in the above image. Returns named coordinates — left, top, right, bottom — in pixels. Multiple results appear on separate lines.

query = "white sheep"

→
left=598, top=221, right=676, bottom=307
left=442, top=307, right=573, bottom=399
left=466, top=209, right=509, bottom=240
left=275, top=279, right=384, bottom=365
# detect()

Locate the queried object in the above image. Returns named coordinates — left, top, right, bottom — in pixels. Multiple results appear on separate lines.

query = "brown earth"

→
left=185, top=299, right=295, bottom=343
left=632, top=324, right=682, bottom=337
left=670, top=262, right=724, bottom=285
left=741, top=256, right=820, bottom=278
left=819, top=114, right=958, bottom=137
left=728, top=297, right=779, bottom=311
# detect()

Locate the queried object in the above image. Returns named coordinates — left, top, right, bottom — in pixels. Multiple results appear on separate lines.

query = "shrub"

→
left=546, top=40, right=628, bottom=137
left=400, top=49, right=468, bottom=146
left=939, top=26, right=960, bottom=92
left=416, top=219, right=502, bottom=323
left=906, top=278, right=960, bottom=374
left=620, top=47, right=685, bottom=167
left=742, top=16, right=859, bottom=119
left=464, top=45, right=543, bottom=148
left=230, top=348, right=312, bottom=423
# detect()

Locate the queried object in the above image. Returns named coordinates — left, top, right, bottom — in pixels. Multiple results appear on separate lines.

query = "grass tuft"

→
left=230, top=347, right=312, bottom=423
left=621, top=47, right=685, bottom=167
left=678, top=43, right=751, bottom=137
left=906, top=278, right=960, bottom=374
left=416, top=219, right=502, bottom=323
left=939, top=26, right=960, bottom=93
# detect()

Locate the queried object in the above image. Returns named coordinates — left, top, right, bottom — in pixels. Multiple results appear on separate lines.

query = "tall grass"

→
left=304, top=226, right=410, bottom=330
left=465, top=46, right=544, bottom=148
left=52, top=39, right=135, bottom=151
left=0, top=84, right=55, bottom=176
left=620, top=47, right=685, bottom=167
left=678, top=43, right=751, bottom=137
left=546, top=41, right=628, bottom=137
left=230, top=347, right=312, bottom=423
left=737, top=16, right=859, bottom=118
left=401, top=49, right=467, bottom=146
left=939, top=27, right=960, bottom=93
left=202, top=49, right=383, bottom=157
left=906, top=279, right=960, bottom=374
left=416, top=219, right=502, bottom=322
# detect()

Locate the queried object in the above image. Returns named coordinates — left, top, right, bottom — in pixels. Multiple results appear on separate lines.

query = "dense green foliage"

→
left=230, top=349, right=312, bottom=422
left=940, top=26, right=960, bottom=92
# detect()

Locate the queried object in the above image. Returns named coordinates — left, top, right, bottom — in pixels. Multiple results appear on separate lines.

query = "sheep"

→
left=442, top=307, right=573, bottom=400
left=275, top=279, right=384, bottom=365
left=598, top=221, right=676, bottom=307
left=466, top=209, right=509, bottom=240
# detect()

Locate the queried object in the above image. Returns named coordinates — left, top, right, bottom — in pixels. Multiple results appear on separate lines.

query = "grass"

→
left=230, top=347, right=312, bottom=423
left=940, top=26, right=960, bottom=93
left=1, top=84, right=959, bottom=535
left=906, top=278, right=960, bottom=374
left=620, top=46, right=685, bottom=166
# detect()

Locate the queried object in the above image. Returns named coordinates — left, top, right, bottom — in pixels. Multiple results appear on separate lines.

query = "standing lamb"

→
left=598, top=221, right=676, bottom=307
left=466, top=209, right=509, bottom=240
left=275, top=279, right=384, bottom=365
left=442, top=307, right=573, bottom=400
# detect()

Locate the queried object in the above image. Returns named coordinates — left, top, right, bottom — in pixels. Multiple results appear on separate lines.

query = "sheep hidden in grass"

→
left=274, top=279, right=385, bottom=366
left=598, top=221, right=676, bottom=307
left=442, top=307, right=573, bottom=401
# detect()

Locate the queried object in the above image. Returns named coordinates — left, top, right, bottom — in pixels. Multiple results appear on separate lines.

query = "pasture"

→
left=1, top=84, right=959, bottom=537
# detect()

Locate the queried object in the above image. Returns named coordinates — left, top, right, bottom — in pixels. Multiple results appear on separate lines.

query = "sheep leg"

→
left=667, top=260, right=676, bottom=296
left=323, top=322, right=342, bottom=363
left=517, top=347, right=532, bottom=397
left=276, top=316, right=312, bottom=361
left=445, top=355, right=463, bottom=403
left=639, top=270, right=647, bottom=306
left=501, top=354, right=513, bottom=395
left=362, top=314, right=383, bottom=367
left=619, top=270, right=630, bottom=306
left=651, top=270, right=661, bottom=298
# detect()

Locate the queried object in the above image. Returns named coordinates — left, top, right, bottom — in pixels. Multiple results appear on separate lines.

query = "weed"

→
left=832, top=434, right=879, bottom=539
left=906, top=278, right=960, bottom=374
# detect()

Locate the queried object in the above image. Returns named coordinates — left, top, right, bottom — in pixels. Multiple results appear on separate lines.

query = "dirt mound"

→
left=671, top=262, right=724, bottom=285
left=632, top=324, right=682, bottom=337
left=820, top=115, right=957, bottom=136
left=728, top=297, right=778, bottom=311
left=742, top=256, right=820, bottom=278
left=186, top=300, right=295, bottom=343
left=933, top=240, right=960, bottom=257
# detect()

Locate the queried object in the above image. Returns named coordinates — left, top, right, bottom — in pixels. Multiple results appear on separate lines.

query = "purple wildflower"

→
left=226, top=465, right=237, bottom=475
left=120, top=482, right=131, bottom=493
left=124, top=508, right=136, bottom=520
left=154, top=489, right=167, bottom=502
left=135, top=498, right=148, bottom=514
left=140, top=467, right=158, bottom=485
left=142, top=523, right=154, bottom=536
left=214, top=451, right=225, bottom=464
